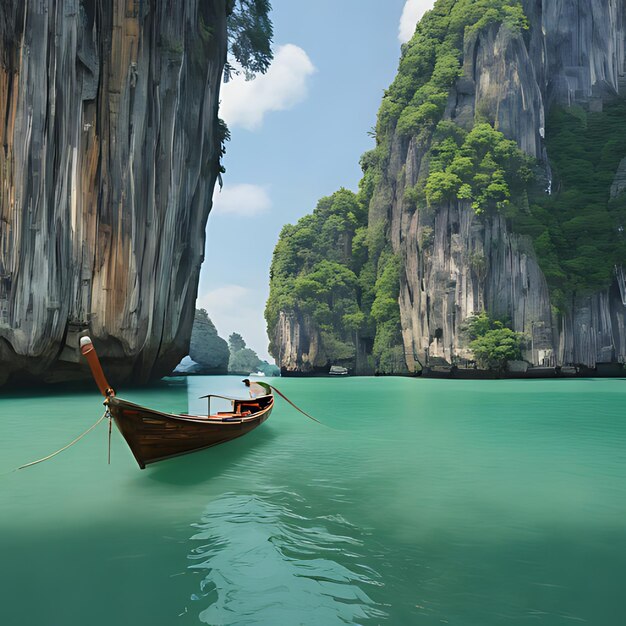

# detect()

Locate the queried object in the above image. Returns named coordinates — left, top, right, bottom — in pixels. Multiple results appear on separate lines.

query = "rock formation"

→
left=268, top=0, right=626, bottom=374
left=188, top=309, right=229, bottom=374
left=0, top=1, right=228, bottom=386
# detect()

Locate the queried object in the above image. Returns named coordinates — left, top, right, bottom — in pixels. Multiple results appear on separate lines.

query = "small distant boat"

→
left=329, top=365, right=349, bottom=376
left=80, top=337, right=273, bottom=469
left=251, top=371, right=266, bottom=376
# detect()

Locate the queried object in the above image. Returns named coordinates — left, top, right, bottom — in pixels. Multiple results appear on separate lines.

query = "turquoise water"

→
left=1, top=377, right=625, bottom=625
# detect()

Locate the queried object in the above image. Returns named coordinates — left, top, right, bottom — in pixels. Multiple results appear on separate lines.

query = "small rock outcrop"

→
left=272, top=311, right=329, bottom=375
left=188, top=309, right=230, bottom=374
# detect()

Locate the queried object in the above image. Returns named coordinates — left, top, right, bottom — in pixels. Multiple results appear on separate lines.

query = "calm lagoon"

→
left=1, top=377, right=625, bottom=625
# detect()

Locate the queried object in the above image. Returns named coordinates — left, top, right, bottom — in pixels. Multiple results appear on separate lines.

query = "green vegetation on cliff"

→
left=266, top=190, right=363, bottom=338
left=219, top=1, right=273, bottom=172
left=373, top=0, right=535, bottom=220
left=462, top=313, right=527, bottom=370
left=266, top=1, right=532, bottom=373
left=384, top=0, right=626, bottom=306
left=228, top=332, right=278, bottom=375
left=265, top=189, right=405, bottom=372
left=359, top=0, right=536, bottom=226
left=378, top=0, right=527, bottom=139
left=266, top=0, right=626, bottom=373
left=266, top=190, right=364, bottom=365
left=360, top=0, right=531, bottom=217
left=226, top=0, right=273, bottom=78
left=425, top=122, right=534, bottom=214
left=187, top=313, right=278, bottom=376
left=513, top=101, right=626, bottom=304
left=189, top=309, right=230, bottom=373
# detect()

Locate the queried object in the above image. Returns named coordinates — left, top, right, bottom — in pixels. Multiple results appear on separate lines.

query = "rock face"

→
left=390, top=0, right=626, bottom=370
left=273, top=311, right=329, bottom=375
left=272, top=309, right=373, bottom=376
left=0, top=1, right=227, bottom=386
left=399, top=203, right=555, bottom=370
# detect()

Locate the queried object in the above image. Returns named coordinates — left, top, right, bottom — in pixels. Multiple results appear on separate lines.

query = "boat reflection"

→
left=187, top=489, right=386, bottom=625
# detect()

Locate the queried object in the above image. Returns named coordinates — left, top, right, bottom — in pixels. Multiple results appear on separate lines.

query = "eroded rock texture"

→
left=0, top=1, right=227, bottom=386
left=273, top=310, right=330, bottom=375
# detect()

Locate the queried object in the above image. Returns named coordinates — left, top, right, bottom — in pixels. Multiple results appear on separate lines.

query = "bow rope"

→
left=15, top=409, right=110, bottom=471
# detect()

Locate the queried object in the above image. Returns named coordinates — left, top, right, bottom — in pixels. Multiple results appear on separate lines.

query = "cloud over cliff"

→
left=220, top=44, right=316, bottom=130
left=398, top=0, right=435, bottom=43
left=212, top=183, right=271, bottom=217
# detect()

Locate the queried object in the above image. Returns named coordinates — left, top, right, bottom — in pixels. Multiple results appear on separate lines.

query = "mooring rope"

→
left=15, top=410, right=109, bottom=471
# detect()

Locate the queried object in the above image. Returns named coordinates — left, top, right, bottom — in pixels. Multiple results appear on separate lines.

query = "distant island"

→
left=174, top=309, right=279, bottom=377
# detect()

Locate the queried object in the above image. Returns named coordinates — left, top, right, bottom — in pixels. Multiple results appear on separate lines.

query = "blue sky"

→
left=198, top=0, right=434, bottom=360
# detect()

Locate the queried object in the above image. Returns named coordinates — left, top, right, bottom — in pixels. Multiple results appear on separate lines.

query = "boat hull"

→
left=106, top=395, right=273, bottom=469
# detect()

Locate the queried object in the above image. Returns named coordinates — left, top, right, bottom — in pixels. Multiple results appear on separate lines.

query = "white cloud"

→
left=212, top=183, right=271, bottom=217
left=197, top=285, right=271, bottom=361
left=198, top=285, right=250, bottom=312
left=398, top=0, right=435, bottom=43
left=220, top=44, right=316, bottom=131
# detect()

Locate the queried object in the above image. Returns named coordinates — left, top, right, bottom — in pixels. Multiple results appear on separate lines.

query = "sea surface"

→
left=0, top=376, right=625, bottom=626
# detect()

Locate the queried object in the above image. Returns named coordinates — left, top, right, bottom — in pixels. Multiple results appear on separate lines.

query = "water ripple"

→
left=187, top=492, right=386, bottom=625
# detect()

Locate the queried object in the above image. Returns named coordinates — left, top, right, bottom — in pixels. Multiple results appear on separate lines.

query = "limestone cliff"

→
left=394, top=0, right=626, bottom=369
left=0, top=1, right=228, bottom=386
left=268, top=0, right=626, bottom=374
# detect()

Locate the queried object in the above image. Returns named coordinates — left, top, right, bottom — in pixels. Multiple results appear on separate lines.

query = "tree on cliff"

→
left=228, top=332, right=247, bottom=353
left=226, top=0, right=273, bottom=79
left=463, top=313, right=527, bottom=371
left=227, top=332, right=279, bottom=375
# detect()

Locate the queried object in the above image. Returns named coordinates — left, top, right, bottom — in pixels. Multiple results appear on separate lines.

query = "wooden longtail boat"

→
left=79, top=337, right=273, bottom=469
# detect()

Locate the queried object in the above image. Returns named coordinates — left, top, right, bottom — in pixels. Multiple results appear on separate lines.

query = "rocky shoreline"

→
left=279, top=362, right=625, bottom=379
